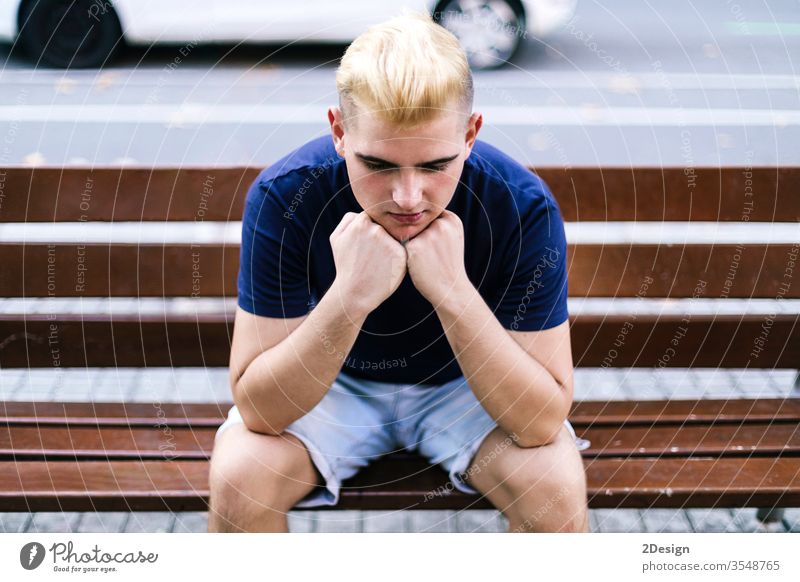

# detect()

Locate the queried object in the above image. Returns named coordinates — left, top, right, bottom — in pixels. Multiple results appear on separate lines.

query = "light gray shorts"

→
left=215, top=371, right=589, bottom=508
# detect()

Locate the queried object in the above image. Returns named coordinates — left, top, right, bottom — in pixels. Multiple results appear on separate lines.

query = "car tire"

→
left=17, top=0, right=123, bottom=68
left=434, top=0, right=526, bottom=69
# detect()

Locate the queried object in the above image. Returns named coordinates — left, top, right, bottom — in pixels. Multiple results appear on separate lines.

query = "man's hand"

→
left=329, top=212, right=408, bottom=317
left=405, top=210, right=471, bottom=306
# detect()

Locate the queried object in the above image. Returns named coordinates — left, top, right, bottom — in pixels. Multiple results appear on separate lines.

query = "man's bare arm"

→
left=434, top=283, right=573, bottom=448
left=230, top=284, right=369, bottom=435
left=405, top=210, right=572, bottom=447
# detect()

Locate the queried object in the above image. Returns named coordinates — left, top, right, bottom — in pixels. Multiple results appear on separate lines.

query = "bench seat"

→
left=2, top=399, right=797, bottom=512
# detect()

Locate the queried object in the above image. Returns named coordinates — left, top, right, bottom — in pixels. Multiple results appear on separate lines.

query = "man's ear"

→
left=328, top=106, right=346, bottom=158
left=464, top=111, right=483, bottom=157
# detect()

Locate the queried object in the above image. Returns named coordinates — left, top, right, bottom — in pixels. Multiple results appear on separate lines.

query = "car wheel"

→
left=434, top=0, right=525, bottom=69
left=18, top=0, right=123, bottom=68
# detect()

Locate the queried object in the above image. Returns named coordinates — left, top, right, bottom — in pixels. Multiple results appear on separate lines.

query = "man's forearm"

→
left=434, top=280, right=570, bottom=447
left=235, top=281, right=369, bottom=435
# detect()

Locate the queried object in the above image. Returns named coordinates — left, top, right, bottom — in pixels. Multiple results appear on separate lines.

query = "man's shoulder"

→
left=244, top=136, right=345, bottom=218
left=257, top=135, right=344, bottom=186
left=465, top=140, right=553, bottom=207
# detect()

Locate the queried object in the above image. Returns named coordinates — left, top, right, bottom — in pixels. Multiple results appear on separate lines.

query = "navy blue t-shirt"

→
left=238, top=135, right=569, bottom=385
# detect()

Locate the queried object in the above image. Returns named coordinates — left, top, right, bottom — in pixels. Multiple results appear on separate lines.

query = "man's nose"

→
left=392, top=169, right=423, bottom=211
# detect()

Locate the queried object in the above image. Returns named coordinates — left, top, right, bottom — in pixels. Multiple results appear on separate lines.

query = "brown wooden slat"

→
left=4, top=456, right=796, bottom=511
left=569, top=398, right=800, bottom=425
left=584, top=457, right=800, bottom=508
left=1, top=314, right=796, bottom=368
left=3, top=421, right=797, bottom=461
left=3, top=167, right=797, bottom=222
left=0, top=460, right=209, bottom=511
left=538, top=167, right=800, bottom=222
left=0, top=401, right=231, bottom=426
left=0, top=244, right=239, bottom=297
left=0, top=426, right=215, bottom=460
left=570, top=314, right=799, bottom=368
left=580, top=423, right=800, bottom=457
left=568, top=244, right=800, bottom=299
left=0, top=315, right=233, bottom=367
left=0, top=167, right=258, bottom=222
left=3, top=242, right=797, bottom=298
left=0, top=424, right=214, bottom=459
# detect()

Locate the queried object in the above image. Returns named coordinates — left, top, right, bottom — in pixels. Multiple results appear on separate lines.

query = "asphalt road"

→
left=0, top=0, right=798, bottom=166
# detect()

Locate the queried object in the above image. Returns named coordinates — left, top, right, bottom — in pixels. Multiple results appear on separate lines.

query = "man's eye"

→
left=422, top=164, right=448, bottom=173
left=363, top=162, right=447, bottom=172
left=363, top=161, right=388, bottom=171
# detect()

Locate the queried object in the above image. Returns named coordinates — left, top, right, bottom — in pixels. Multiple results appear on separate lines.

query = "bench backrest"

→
left=1, top=166, right=797, bottom=368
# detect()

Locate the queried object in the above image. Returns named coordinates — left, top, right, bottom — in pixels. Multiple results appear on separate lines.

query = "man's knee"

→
left=514, top=439, right=583, bottom=485
left=507, top=479, right=588, bottom=532
left=209, top=425, right=319, bottom=514
left=499, top=427, right=588, bottom=532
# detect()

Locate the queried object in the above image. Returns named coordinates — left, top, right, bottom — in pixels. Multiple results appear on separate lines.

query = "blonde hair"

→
left=336, top=11, right=474, bottom=129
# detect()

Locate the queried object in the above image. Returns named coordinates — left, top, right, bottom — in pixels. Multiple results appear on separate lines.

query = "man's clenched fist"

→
left=405, top=210, right=470, bottom=306
left=329, top=212, right=408, bottom=317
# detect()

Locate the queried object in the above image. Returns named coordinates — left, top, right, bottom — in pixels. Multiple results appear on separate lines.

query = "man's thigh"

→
left=464, top=423, right=588, bottom=526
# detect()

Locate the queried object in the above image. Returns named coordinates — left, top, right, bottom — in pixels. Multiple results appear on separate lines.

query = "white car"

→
left=0, top=0, right=576, bottom=69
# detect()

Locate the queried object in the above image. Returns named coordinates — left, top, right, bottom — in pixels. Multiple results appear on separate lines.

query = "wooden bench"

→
left=0, top=165, right=798, bottom=517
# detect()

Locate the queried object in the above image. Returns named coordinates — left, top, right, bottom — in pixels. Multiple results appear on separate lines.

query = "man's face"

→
left=329, top=100, right=482, bottom=242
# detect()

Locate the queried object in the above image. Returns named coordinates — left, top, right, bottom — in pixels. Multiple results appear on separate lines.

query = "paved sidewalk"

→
left=1, top=366, right=797, bottom=533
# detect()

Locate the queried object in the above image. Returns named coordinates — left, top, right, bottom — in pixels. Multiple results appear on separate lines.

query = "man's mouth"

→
left=389, top=211, right=424, bottom=224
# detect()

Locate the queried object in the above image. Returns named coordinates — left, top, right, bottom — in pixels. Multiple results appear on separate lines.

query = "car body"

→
left=0, top=0, right=577, bottom=68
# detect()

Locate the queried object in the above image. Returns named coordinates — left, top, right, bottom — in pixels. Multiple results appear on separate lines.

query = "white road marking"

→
left=0, top=103, right=798, bottom=126
left=1, top=70, right=797, bottom=90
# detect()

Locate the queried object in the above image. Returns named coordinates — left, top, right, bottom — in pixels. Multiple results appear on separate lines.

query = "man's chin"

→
left=386, top=221, right=428, bottom=244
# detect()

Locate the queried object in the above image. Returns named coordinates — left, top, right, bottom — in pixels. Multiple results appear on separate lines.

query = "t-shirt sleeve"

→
left=237, top=176, right=312, bottom=318
left=492, top=180, right=569, bottom=332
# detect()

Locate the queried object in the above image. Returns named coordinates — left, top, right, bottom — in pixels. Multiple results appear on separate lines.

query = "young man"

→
left=209, top=12, right=589, bottom=533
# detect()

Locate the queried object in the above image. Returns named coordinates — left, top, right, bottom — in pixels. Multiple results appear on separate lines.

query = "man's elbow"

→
left=512, top=411, right=570, bottom=448
left=513, top=425, right=561, bottom=448
left=240, top=407, right=286, bottom=436
left=232, top=382, right=286, bottom=436
left=514, top=381, right=574, bottom=448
